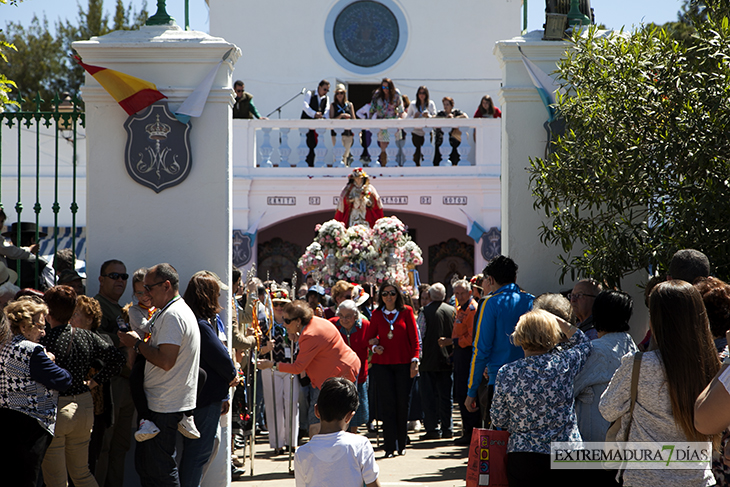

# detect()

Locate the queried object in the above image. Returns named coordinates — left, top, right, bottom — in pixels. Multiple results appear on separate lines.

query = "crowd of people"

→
left=4, top=246, right=730, bottom=486
left=233, top=78, right=501, bottom=167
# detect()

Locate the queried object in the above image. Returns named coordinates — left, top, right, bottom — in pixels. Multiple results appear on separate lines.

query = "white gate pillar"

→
left=74, top=24, right=240, bottom=487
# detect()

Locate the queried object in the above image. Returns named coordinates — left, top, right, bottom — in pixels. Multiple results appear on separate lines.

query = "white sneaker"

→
left=135, top=419, right=160, bottom=442
left=407, top=420, right=422, bottom=432
left=178, top=415, right=201, bottom=439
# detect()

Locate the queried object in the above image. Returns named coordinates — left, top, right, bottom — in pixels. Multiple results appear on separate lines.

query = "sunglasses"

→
left=284, top=318, right=298, bottom=324
left=382, top=85, right=389, bottom=89
left=381, top=291, right=397, bottom=297
left=143, top=281, right=166, bottom=292
left=273, top=302, right=286, bottom=308
left=103, top=272, right=129, bottom=280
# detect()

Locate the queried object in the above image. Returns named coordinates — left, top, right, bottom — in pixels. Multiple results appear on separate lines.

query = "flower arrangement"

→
left=372, top=216, right=407, bottom=249
left=315, top=219, right=348, bottom=251
left=298, top=242, right=325, bottom=272
left=299, top=217, right=422, bottom=291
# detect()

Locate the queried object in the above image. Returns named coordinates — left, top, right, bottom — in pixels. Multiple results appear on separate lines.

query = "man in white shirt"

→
left=118, top=263, right=200, bottom=487
left=301, top=80, right=330, bottom=166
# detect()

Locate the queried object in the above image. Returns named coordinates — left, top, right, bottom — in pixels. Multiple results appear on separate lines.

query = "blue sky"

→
left=3, top=0, right=683, bottom=34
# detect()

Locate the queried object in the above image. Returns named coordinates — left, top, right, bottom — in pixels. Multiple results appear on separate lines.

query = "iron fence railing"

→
left=0, top=93, right=85, bottom=290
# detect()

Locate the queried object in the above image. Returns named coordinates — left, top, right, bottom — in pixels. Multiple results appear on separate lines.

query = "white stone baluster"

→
left=457, top=126, right=471, bottom=166
left=402, top=127, right=416, bottom=167
left=296, top=128, right=309, bottom=167
left=421, top=127, right=435, bottom=166
left=349, top=126, right=363, bottom=168
left=279, top=127, right=293, bottom=167
left=439, top=126, right=452, bottom=165
left=331, top=127, right=346, bottom=168
left=384, top=127, right=399, bottom=167
left=260, top=127, right=273, bottom=167
left=314, top=128, right=328, bottom=168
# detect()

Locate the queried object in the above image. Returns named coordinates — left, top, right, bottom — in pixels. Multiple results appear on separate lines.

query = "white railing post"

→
left=279, top=127, right=292, bottom=167
left=331, top=127, right=346, bottom=168
left=402, top=127, right=416, bottom=167
left=314, top=128, right=328, bottom=167
left=260, top=127, right=273, bottom=167
left=296, top=128, right=309, bottom=167
left=384, top=127, right=398, bottom=167
left=457, top=125, right=471, bottom=166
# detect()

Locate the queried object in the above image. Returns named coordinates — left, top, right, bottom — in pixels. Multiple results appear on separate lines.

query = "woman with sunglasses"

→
left=365, top=282, right=420, bottom=458
left=406, top=86, right=437, bottom=165
left=330, top=84, right=356, bottom=166
left=369, top=78, right=405, bottom=165
left=258, top=287, right=300, bottom=454
left=258, top=300, right=360, bottom=438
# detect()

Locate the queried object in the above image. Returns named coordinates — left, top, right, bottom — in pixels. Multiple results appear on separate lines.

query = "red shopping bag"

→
left=466, top=428, right=509, bottom=487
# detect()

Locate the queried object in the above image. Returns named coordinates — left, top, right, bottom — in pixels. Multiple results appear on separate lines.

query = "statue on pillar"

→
left=334, top=168, right=384, bottom=228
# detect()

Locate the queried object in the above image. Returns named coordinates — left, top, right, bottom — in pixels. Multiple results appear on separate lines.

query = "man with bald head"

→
left=569, top=279, right=602, bottom=340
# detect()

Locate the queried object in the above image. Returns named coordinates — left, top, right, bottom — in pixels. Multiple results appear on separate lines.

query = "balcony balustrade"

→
left=232, top=117, right=501, bottom=177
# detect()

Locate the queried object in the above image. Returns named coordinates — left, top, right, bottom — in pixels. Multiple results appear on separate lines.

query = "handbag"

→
left=466, top=428, right=509, bottom=487
left=605, top=352, right=643, bottom=443
left=603, top=352, right=643, bottom=477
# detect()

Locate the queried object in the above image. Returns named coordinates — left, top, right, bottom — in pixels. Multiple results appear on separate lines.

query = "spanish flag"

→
left=75, top=56, right=167, bottom=116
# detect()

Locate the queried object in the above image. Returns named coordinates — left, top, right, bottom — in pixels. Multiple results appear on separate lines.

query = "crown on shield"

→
left=145, top=114, right=171, bottom=141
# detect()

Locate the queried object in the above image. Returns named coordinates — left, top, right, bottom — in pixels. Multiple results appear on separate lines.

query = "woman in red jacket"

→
left=366, top=282, right=420, bottom=458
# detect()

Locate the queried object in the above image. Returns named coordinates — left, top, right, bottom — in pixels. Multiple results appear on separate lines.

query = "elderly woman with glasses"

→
left=0, top=298, right=72, bottom=487
left=258, top=300, right=360, bottom=438
left=330, top=299, right=371, bottom=433
left=365, top=282, right=420, bottom=458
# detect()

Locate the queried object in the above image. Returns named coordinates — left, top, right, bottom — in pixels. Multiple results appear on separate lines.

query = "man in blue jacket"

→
left=464, top=255, right=534, bottom=427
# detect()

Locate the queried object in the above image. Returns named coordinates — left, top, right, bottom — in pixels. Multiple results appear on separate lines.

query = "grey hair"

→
left=452, top=279, right=471, bottom=291
left=533, top=293, right=574, bottom=323
left=336, top=299, right=359, bottom=316
left=428, top=283, right=446, bottom=301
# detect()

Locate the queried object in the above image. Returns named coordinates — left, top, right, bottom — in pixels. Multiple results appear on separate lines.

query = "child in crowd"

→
left=294, top=377, right=380, bottom=487
left=126, top=268, right=201, bottom=441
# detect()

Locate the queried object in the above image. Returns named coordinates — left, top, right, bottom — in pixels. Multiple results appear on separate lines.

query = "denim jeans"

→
left=420, top=370, right=453, bottom=433
left=179, top=401, right=222, bottom=487
left=135, top=410, right=184, bottom=487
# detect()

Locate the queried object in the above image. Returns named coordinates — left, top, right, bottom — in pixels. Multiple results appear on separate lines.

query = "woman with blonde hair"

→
left=601, top=280, right=720, bottom=486
left=490, top=309, right=591, bottom=486
left=330, top=84, right=356, bottom=165
left=0, top=298, right=72, bottom=487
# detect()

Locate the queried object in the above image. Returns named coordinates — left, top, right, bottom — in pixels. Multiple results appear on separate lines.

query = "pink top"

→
left=277, top=316, right=361, bottom=389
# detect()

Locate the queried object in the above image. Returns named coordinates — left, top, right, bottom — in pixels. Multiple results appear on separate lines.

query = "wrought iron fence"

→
left=0, top=93, right=85, bottom=290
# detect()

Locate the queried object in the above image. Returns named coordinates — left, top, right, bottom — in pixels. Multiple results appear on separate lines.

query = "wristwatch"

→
left=134, top=339, right=142, bottom=353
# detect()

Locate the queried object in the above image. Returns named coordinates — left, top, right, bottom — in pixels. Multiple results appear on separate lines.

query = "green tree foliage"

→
left=529, top=19, right=730, bottom=287
left=0, top=0, right=147, bottom=110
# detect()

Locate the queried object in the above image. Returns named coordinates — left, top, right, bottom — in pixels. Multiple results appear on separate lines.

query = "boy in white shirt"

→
left=294, top=377, right=381, bottom=487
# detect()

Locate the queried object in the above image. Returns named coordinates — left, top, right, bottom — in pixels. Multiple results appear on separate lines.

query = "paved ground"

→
left=233, top=423, right=471, bottom=487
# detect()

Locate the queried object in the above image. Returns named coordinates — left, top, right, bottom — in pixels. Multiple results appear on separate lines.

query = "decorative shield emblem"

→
left=233, top=230, right=253, bottom=267
left=481, top=227, right=502, bottom=261
left=124, top=102, right=192, bottom=193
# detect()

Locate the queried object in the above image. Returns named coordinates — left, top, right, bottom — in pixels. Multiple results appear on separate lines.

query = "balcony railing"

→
left=232, top=118, right=501, bottom=174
